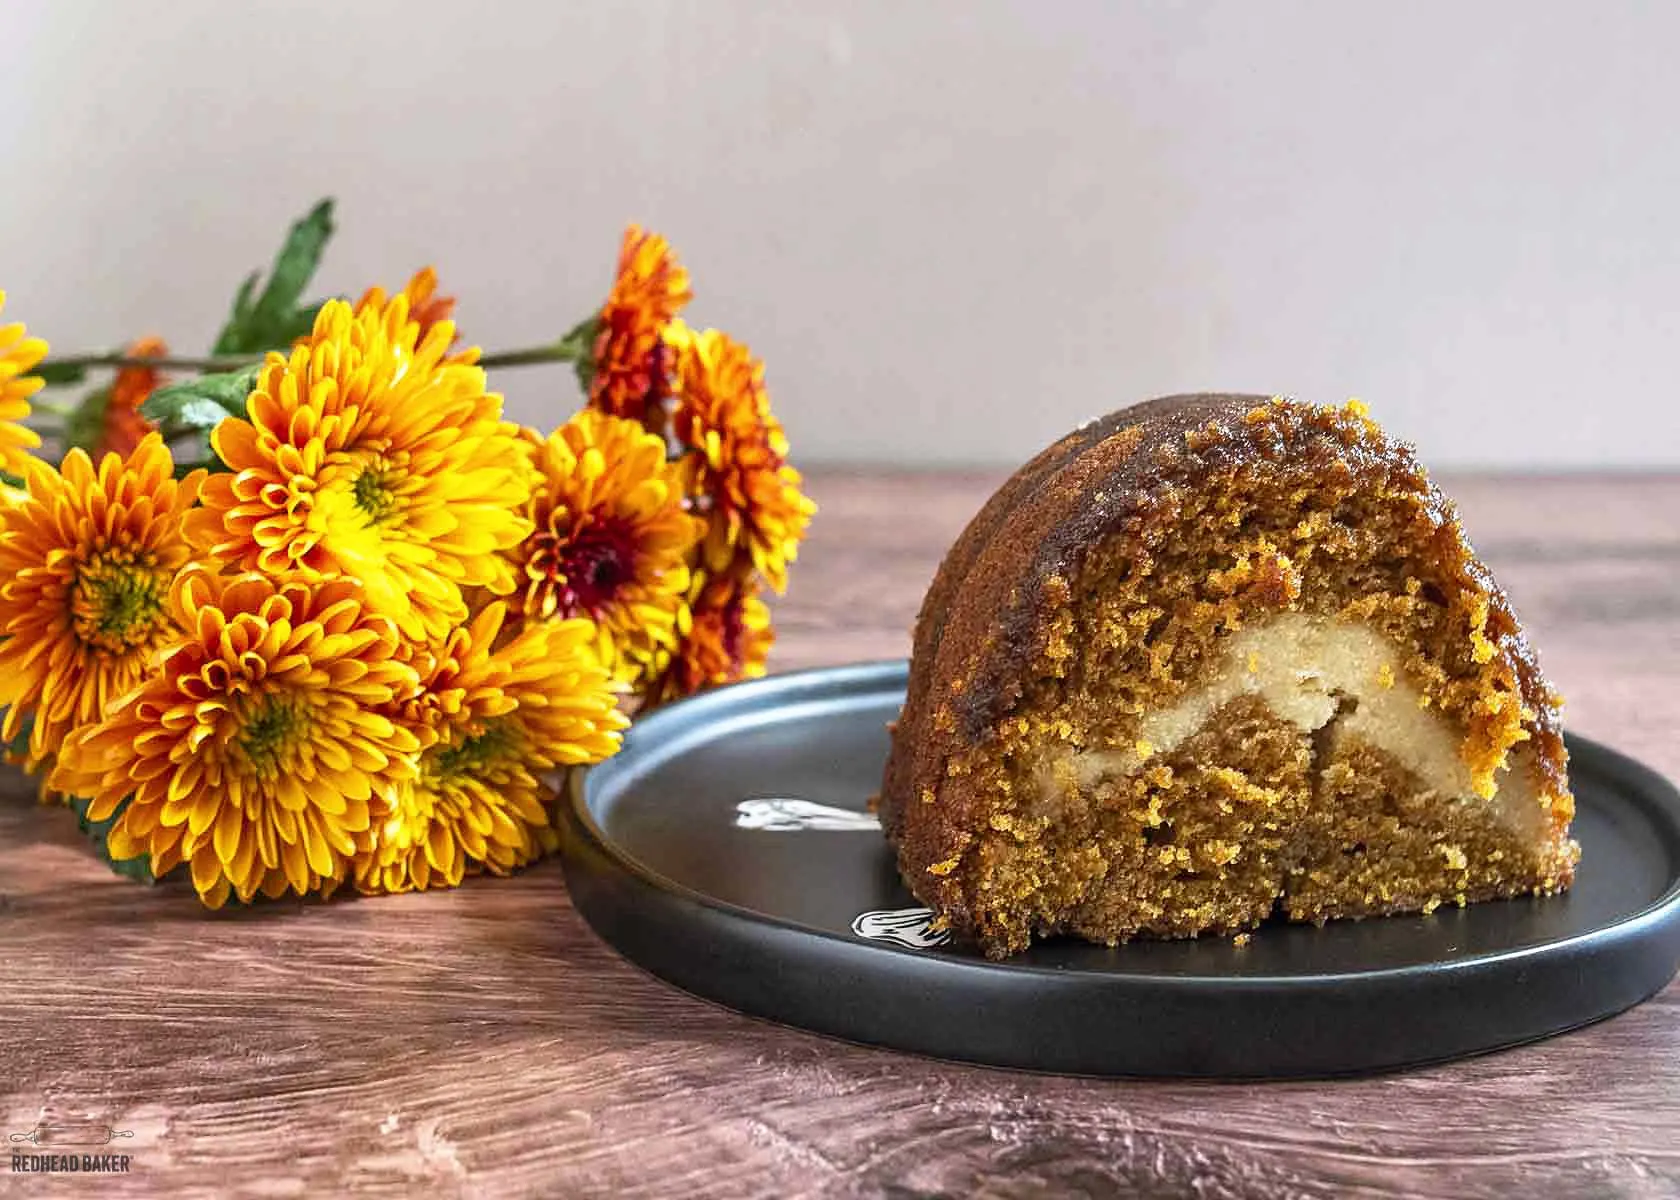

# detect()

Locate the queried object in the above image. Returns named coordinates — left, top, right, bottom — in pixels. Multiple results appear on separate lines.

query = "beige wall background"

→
left=4, top=0, right=1678, bottom=468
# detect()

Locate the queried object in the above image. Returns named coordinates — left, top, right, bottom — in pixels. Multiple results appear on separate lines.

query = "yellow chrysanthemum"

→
left=0, top=289, right=47, bottom=475
left=589, top=226, right=691, bottom=430
left=666, top=321, right=815, bottom=592
left=645, top=573, right=775, bottom=706
left=185, top=296, right=533, bottom=640
left=359, top=603, right=626, bottom=892
left=356, top=266, right=459, bottom=351
left=51, top=568, right=424, bottom=908
left=0, top=435, right=204, bottom=768
left=507, top=410, right=702, bottom=687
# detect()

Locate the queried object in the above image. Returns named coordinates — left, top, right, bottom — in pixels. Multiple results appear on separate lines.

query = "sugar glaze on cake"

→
left=879, top=394, right=1577, bottom=959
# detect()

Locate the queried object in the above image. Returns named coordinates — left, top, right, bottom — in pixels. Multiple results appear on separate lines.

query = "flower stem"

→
left=479, top=344, right=587, bottom=369
left=40, top=338, right=589, bottom=376
left=44, top=352, right=254, bottom=373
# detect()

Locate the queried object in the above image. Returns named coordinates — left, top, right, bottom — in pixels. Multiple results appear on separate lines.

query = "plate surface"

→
left=560, top=661, right=1680, bottom=1077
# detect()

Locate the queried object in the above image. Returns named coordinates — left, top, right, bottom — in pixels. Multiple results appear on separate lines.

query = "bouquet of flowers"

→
left=0, top=200, right=814, bottom=906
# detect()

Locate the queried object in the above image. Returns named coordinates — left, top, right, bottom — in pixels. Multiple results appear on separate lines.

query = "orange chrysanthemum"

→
left=666, top=321, right=815, bottom=592
left=0, top=435, right=204, bottom=768
left=91, top=335, right=167, bottom=459
left=644, top=573, right=775, bottom=706
left=357, top=267, right=458, bottom=349
left=51, top=568, right=424, bottom=908
left=0, top=289, right=46, bottom=475
left=508, top=410, right=702, bottom=687
left=357, top=603, right=626, bottom=893
left=588, top=226, right=691, bottom=430
left=185, top=296, right=533, bottom=640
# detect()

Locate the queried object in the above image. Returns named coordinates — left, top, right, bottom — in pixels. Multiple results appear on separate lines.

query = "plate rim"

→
left=559, top=660, right=1680, bottom=1076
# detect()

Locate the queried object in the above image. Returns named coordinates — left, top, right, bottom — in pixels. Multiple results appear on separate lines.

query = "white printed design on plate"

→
left=850, top=907, right=950, bottom=949
left=734, top=798, right=881, bottom=832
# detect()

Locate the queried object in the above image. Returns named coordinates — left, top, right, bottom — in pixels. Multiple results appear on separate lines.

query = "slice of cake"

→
left=879, top=394, right=1577, bottom=959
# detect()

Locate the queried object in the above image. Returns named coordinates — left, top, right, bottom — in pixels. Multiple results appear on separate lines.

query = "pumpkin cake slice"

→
left=879, top=394, right=1577, bottom=959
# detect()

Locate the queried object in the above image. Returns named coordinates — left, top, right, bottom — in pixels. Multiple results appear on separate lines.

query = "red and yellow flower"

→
left=507, top=410, right=702, bottom=687
left=0, top=435, right=204, bottom=768
left=588, top=226, right=691, bottom=431
left=644, top=572, right=775, bottom=706
left=666, top=321, right=815, bottom=593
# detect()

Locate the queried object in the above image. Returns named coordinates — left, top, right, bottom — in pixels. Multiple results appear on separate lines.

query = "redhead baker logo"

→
left=9, top=1122, right=135, bottom=1175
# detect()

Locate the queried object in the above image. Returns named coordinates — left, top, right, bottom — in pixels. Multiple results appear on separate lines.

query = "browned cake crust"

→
left=880, top=394, right=1576, bottom=958
left=881, top=395, right=1241, bottom=840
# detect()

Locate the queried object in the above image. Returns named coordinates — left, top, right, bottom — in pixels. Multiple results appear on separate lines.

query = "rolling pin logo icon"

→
left=9, top=1123, right=135, bottom=1146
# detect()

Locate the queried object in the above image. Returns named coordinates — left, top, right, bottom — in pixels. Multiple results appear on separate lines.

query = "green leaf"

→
left=163, top=394, right=245, bottom=432
left=67, top=795, right=157, bottom=885
left=228, top=270, right=260, bottom=329
left=565, top=315, right=601, bottom=395
left=212, top=198, right=337, bottom=355
left=140, top=365, right=260, bottom=472
left=245, top=200, right=334, bottom=340
left=61, top=385, right=113, bottom=455
left=33, top=360, right=90, bottom=387
left=2, top=709, right=33, bottom=760
left=275, top=300, right=325, bottom=345
left=141, top=364, right=261, bottom=429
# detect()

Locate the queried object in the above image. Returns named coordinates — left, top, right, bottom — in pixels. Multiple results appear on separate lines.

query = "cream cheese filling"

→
left=1065, top=613, right=1547, bottom=840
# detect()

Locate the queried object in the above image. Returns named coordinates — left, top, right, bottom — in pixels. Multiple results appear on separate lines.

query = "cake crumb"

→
left=928, top=856, right=961, bottom=876
left=1232, top=932, right=1252, bottom=947
left=1206, top=840, right=1241, bottom=867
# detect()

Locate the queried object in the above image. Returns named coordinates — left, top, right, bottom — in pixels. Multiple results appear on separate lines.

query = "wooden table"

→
left=3, top=470, right=1677, bottom=1198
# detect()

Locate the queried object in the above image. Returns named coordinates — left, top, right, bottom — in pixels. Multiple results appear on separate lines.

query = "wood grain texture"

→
left=2, top=470, right=1677, bottom=1200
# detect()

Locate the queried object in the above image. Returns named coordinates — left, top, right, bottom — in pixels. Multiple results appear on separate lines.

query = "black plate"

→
left=560, top=661, right=1680, bottom=1077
